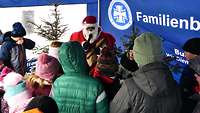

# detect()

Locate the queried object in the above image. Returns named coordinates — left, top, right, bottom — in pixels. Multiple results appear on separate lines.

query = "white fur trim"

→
left=82, top=23, right=98, bottom=29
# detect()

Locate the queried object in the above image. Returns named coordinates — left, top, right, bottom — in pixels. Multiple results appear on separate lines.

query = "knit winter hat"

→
left=182, top=38, right=200, bottom=55
left=3, top=81, right=31, bottom=103
left=11, top=22, right=26, bottom=37
left=2, top=72, right=28, bottom=102
left=36, top=53, right=63, bottom=81
left=96, top=47, right=118, bottom=76
left=24, top=96, right=58, bottom=113
left=133, top=32, right=164, bottom=66
left=3, top=72, right=23, bottom=87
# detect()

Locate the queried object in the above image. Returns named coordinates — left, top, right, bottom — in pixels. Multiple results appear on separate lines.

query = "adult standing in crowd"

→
left=0, top=22, right=35, bottom=76
left=110, top=32, right=182, bottom=113
left=180, top=38, right=200, bottom=113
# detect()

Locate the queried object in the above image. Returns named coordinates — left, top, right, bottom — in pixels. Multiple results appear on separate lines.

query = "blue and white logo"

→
left=108, top=0, right=132, bottom=30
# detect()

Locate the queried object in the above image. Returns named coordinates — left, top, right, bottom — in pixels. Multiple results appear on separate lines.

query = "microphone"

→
left=88, top=34, right=93, bottom=43
left=83, top=34, right=93, bottom=51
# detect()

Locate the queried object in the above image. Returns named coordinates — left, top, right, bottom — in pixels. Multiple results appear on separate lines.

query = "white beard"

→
left=82, top=25, right=99, bottom=44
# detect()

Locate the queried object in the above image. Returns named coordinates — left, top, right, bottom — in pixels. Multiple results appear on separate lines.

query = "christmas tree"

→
left=28, top=4, right=68, bottom=54
left=28, top=4, right=68, bottom=41
left=120, top=24, right=140, bottom=51
left=116, top=23, right=140, bottom=57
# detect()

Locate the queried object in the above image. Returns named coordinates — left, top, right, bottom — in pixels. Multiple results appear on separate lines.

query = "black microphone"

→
left=83, top=34, right=93, bottom=51
left=88, top=34, right=93, bottom=43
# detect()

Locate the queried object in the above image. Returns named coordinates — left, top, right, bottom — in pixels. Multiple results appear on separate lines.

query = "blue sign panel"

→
left=100, top=0, right=200, bottom=82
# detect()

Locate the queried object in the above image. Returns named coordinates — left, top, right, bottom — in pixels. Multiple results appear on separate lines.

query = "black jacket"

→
left=0, top=31, right=35, bottom=75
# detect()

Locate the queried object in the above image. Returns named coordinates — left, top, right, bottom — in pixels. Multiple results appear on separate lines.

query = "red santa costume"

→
left=70, top=16, right=116, bottom=69
left=70, top=16, right=115, bottom=48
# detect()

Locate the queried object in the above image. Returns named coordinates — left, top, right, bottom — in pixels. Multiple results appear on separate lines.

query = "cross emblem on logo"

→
left=108, top=0, right=132, bottom=30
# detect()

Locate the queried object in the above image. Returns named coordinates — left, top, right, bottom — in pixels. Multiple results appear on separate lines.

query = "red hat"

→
left=82, top=16, right=97, bottom=24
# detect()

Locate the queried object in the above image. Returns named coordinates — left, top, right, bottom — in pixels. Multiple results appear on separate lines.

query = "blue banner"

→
left=100, top=0, right=200, bottom=63
left=100, top=0, right=200, bottom=82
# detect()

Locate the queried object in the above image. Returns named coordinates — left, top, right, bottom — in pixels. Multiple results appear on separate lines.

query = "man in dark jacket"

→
left=0, top=22, right=35, bottom=76
left=110, top=32, right=182, bottom=113
left=180, top=38, right=200, bottom=113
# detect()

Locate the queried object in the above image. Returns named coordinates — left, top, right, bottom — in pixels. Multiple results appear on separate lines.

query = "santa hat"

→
left=82, top=16, right=97, bottom=27
left=82, top=16, right=97, bottom=24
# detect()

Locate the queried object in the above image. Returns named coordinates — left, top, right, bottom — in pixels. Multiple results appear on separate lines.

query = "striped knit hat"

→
left=96, top=47, right=118, bottom=76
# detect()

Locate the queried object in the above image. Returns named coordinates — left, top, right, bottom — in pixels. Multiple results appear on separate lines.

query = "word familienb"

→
left=136, top=12, right=200, bottom=31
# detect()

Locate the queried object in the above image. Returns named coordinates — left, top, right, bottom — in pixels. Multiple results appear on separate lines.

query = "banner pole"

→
left=98, top=0, right=101, bottom=26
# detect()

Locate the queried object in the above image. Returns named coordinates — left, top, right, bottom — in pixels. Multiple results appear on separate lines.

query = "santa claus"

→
left=70, top=16, right=116, bottom=69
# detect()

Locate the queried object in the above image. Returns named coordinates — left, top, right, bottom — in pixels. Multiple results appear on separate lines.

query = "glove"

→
left=83, top=41, right=91, bottom=50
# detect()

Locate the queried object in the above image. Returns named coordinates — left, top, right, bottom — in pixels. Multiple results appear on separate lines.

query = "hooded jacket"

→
left=0, top=32, right=35, bottom=76
left=52, top=41, right=108, bottom=113
left=110, top=62, right=182, bottom=113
